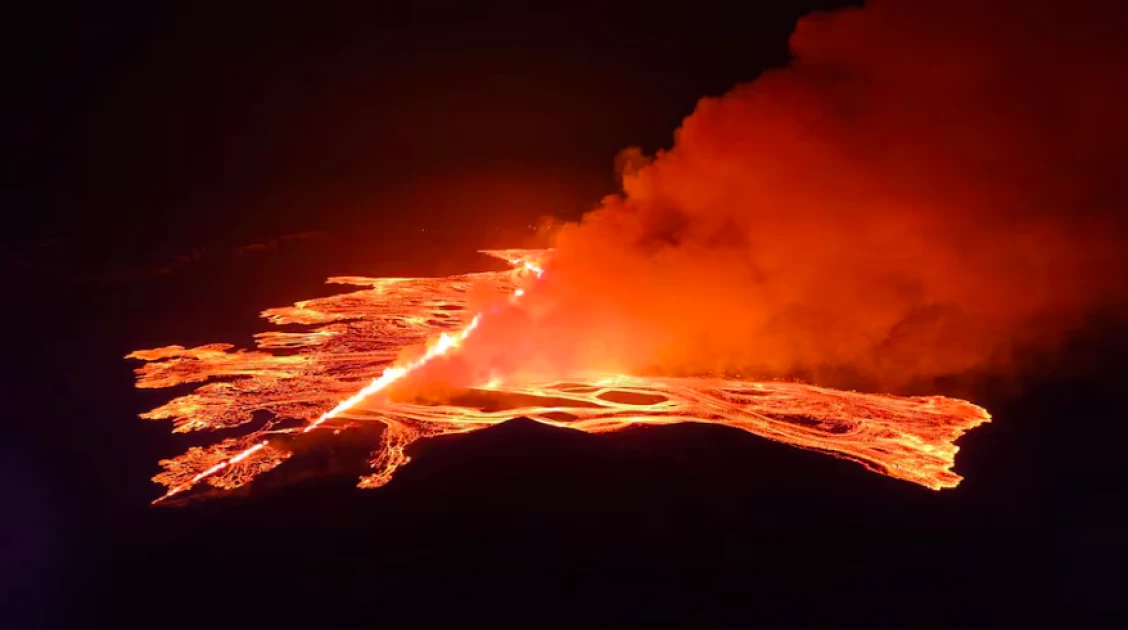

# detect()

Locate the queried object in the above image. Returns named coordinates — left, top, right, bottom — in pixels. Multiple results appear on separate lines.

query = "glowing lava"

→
left=128, top=250, right=989, bottom=503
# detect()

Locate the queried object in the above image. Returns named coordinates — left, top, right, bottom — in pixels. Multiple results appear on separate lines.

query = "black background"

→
left=4, top=1, right=1124, bottom=627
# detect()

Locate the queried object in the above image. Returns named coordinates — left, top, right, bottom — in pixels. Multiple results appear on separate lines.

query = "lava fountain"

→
left=128, top=249, right=989, bottom=504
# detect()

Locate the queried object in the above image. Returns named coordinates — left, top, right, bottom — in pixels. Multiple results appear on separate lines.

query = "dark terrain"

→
left=6, top=241, right=1125, bottom=626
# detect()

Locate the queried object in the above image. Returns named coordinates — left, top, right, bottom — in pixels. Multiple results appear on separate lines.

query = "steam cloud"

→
left=458, top=0, right=1128, bottom=392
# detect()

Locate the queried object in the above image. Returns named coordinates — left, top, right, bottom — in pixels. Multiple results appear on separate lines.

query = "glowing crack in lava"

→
left=128, top=250, right=990, bottom=503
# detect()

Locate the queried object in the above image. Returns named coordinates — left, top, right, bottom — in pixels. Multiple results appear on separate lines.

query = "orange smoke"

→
left=473, top=0, right=1128, bottom=390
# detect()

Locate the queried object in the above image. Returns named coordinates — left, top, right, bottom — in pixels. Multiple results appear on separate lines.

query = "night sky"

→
left=9, top=2, right=848, bottom=269
left=4, top=1, right=1125, bottom=627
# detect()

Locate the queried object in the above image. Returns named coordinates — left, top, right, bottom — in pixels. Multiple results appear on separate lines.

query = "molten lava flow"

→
left=128, top=250, right=989, bottom=503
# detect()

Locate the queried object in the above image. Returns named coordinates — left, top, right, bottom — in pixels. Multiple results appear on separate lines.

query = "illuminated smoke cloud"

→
left=494, top=0, right=1128, bottom=390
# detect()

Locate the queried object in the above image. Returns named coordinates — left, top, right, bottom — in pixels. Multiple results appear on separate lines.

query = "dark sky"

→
left=6, top=1, right=852, bottom=267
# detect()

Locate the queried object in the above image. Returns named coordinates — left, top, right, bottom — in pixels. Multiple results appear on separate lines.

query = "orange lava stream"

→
left=300, top=312, right=482, bottom=435
left=128, top=250, right=989, bottom=503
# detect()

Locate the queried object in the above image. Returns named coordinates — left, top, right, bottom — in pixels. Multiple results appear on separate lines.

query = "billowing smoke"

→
left=450, top=0, right=1128, bottom=392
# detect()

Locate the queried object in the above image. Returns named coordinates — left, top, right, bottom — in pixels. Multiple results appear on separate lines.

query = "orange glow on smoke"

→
left=129, top=251, right=989, bottom=503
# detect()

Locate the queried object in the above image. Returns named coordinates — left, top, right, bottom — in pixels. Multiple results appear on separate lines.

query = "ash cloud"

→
left=471, top=0, right=1128, bottom=391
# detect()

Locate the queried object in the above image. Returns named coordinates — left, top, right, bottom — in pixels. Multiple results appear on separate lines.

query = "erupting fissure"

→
left=129, top=250, right=989, bottom=504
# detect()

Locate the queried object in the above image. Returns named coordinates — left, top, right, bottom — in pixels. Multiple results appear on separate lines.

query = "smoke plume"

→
left=459, top=0, right=1128, bottom=391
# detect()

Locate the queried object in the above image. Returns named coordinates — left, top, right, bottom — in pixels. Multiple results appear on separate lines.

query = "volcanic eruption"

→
left=129, top=0, right=1127, bottom=504
left=130, top=249, right=990, bottom=502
